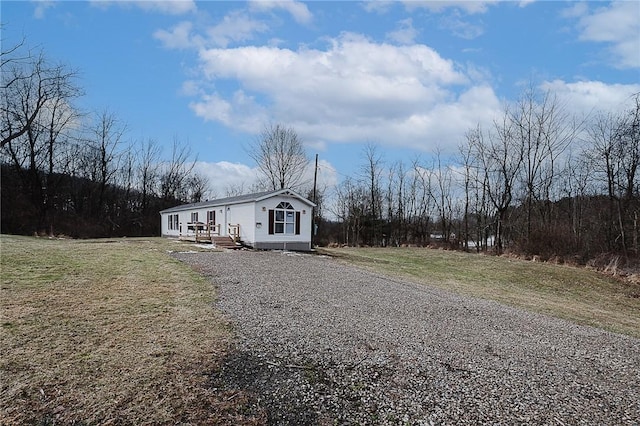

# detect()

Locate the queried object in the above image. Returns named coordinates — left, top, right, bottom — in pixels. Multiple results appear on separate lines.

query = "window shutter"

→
left=295, top=211, right=301, bottom=235
left=268, top=210, right=274, bottom=234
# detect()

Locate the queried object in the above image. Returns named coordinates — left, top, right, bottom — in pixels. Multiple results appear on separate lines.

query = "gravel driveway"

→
left=173, top=250, right=640, bottom=425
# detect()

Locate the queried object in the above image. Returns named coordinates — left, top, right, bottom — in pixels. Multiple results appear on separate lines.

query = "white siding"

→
left=226, top=202, right=255, bottom=244
left=161, top=208, right=216, bottom=237
left=209, top=206, right=226, bottom=235
left=161, top=191, right=314, bottom=249
left=254, top=195, right=312, bottom=249
left=161, top=211, right=186, bottom=237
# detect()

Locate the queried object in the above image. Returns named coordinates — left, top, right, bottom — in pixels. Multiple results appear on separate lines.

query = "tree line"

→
left=325, top=88, right=639, bottom=262
left=1, top=41, right=207, bottom=237
left=2, top=38, right=638, bottom=263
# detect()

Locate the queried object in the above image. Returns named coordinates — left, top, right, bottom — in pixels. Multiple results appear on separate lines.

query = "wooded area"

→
left=1, top=44, right=206, bottom=237
left=2, top=39, right=638, bottom=262
left=325, top=90, right=639, bottom=262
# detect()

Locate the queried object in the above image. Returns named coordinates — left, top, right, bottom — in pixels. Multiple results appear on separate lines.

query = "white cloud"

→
left=364, top=0, right=498, bottom=15
left=188, top=33, right=499, bottom=153
left=249, top=0, right=313, bottom=24
left=193, top=161, right=259, bottom=198
left=560, top=2, right=588, bottom=19
left=192, top=157, right=338, bottom=199
left=190, top=93, right=233, bottom=124
left=569, top=1, right=640, bottom=69
left=190, top=90, right=268, bottom=134
left=362, top=1, right=395, bottom=14
left=153, top=21, right=197, bottom=49
left=387, top=2, right=489, bottom=40
left=154, top=10, right=270, bottom=50
left=134, top=0, right=196, bottom=15
left=206, top=10, right=269, bottom=48
left=540, top=79, right=640, bottom=118
left=402, top=1, right=499, bottom=15
left=292, top=85, right=501, bottom=152
left=518, top=0, right=536, bottom=8
left=198, top=33, right=467, bottom=89
left=316, top=159, right=338, bottom=190
left=180, top=30, right=635, bottom=159
left=32, top=0, right=56, bottom=19
left=439, top=16, right=484, bottom=39
left=386, top=18, right=418, bottom=45
left=90, top=0, right=196, bottom=15
left=300, top=159, right=338, bottom=193
left=180, top=80, right=201, bottom=97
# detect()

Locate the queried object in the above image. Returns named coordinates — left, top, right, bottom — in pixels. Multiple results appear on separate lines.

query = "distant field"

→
left=0, top=235, right=259, bottom=425
left=322, top=247, right=640, bottom=338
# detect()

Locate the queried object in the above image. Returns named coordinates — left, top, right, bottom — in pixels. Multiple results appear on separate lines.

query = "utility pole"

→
left=311, top=153, right=318, bottom=248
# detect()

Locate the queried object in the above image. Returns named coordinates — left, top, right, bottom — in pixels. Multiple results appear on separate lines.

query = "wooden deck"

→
left=179, top=222, right=241, bottom=249
left=211, top=236, right=241, bottom=249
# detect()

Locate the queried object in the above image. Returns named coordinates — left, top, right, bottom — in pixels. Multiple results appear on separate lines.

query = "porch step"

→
left=211, top=236, right=240, bottom=249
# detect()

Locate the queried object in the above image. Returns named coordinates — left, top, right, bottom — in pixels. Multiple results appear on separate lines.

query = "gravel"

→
left=172, top=250, right=640, bottom=425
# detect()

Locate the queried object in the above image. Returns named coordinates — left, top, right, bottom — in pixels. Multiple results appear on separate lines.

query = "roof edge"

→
left=255, top=188, right=316, bottom=207
left=159, top=188, right=316, bottom=214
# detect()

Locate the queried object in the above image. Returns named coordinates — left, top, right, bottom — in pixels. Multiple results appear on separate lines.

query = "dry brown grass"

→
left=0, top=235, right=263, bottom=425
left=321, top=247, right=640, bottom=338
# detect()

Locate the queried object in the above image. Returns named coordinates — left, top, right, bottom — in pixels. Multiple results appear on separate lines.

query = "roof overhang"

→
left=255, top=189, right=317, bottom=207
left=159, top=188, right=316, bottom=214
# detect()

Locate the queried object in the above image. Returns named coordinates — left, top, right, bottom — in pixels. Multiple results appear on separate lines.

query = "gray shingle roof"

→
left=159, top=189, right=315, bottom=214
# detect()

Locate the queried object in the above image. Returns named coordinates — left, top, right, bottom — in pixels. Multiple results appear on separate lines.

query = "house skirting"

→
left=253, top=241, right=311, bottom=251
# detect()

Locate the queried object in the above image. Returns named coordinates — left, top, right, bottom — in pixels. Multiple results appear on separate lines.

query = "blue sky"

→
left=2, top=0, right=639, bottom=197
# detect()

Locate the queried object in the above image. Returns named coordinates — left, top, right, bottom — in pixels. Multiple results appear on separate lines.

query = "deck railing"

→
left=180, top=222, right=238, bottom=243
left=228, top=224, right=240, bottom=242
left=181, top=222, right=221, bottom=242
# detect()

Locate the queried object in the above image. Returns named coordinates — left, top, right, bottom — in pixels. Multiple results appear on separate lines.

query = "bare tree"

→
left=562, top=149, right=592, bottom=253
left=1, top=48, right=79, bottom=149
left=411, top=160, right=436, bottom=245
left=1, top=48, right=81, bottom=233
left=585, top=95, right=640, bottom=255
left=386, top=160, right=408, bottom=246
left=459, top=135, right=476, bottom=251
left=249, top=123, right=308, bottom=190
left=360, top=143, right=384, bottom=245
left=470, top=112, right=524, bottom=254
left=42, top=75, right=82, bottom=231
left=185, top=172, right=210, bottom=203
left=431, top=148, right=454, bottom=243
left=159, top=138, right=196, bottom=202
left=85, top=110, right=126, bottom=216
left=511, top=86, right=577, bottom=245
left=461, top=126, right=494, bottom=252
left=137, top=138, right=161, bottom=214
left=390, top=160, right=411, bottom=245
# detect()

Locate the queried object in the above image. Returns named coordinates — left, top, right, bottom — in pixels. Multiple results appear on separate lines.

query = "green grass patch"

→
left=0, top=235, right=260, bottom=425
left=321, top=247, right=640, bottom=338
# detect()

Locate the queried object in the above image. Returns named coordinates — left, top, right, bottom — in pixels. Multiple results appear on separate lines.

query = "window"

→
left=269, top=202, right=300, bottom=235
left=207, top=210, right=216, bottom=225
left=168, top=214, right=179, bottom=230
left=190, top=212, right=199, bottom=223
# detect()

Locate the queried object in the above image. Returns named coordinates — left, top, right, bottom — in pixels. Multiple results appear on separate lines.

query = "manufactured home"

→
left=160, top=189, right=316, bottom=251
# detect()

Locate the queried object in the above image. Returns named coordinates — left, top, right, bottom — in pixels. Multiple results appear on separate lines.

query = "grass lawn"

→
left=2, top=237, right=638, bottom=423
left=0, top=235, right=260, bottom=425
left=322, top=247, right=640, bottom=339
